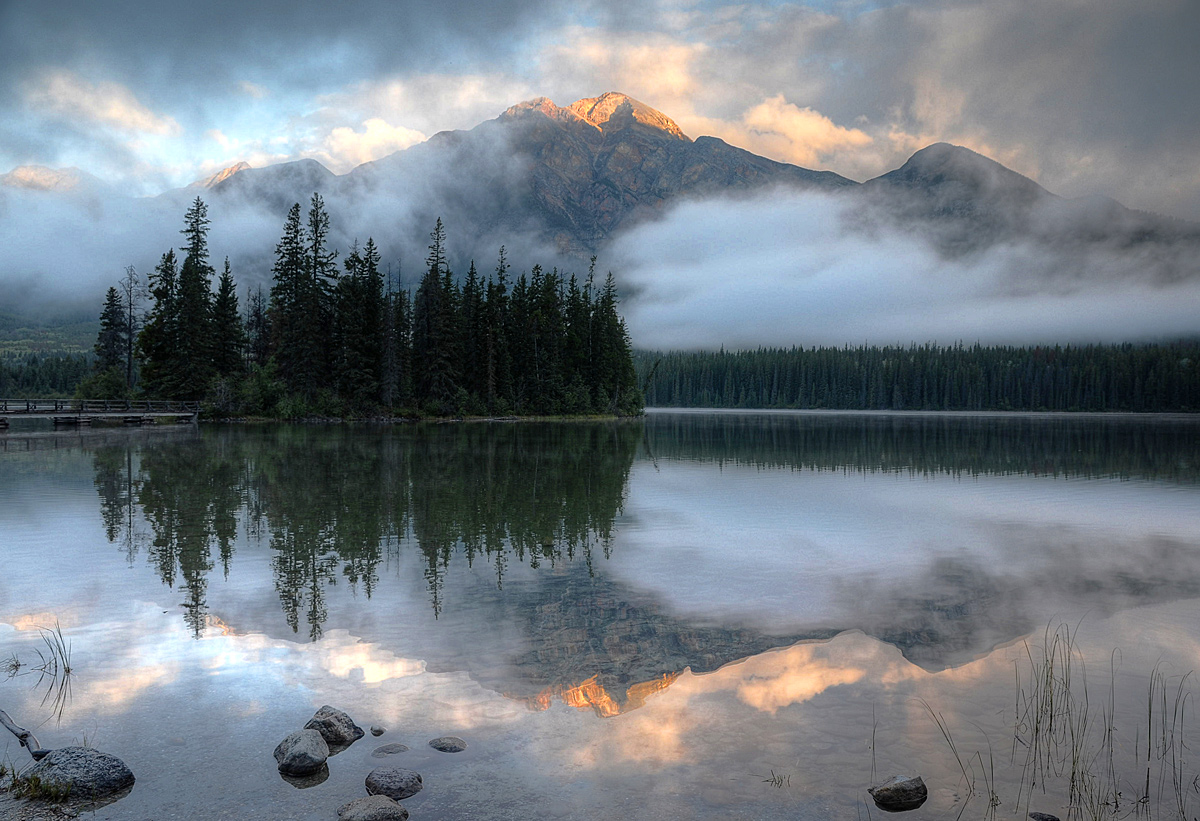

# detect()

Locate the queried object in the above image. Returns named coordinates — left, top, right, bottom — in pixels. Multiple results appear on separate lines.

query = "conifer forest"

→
left=77, top=195, right=644, bottom=418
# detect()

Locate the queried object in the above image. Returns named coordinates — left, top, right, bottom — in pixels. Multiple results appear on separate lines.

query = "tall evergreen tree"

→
left=95, top=287, right=127, bottom=374
left=211, top=257, right=247, bottom=379
left=245, top=286, right=271, bottom=368
left=412, top=218, right=460, bottom=408
left=137, top=249, right=180, bottom=397
left=171, top=196, right=217, bottom=397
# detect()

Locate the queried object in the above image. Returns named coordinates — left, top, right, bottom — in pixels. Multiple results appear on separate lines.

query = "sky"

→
left=2, top=0, right=1199, bottom=219
left=1, top=0, right=1198, bottom=347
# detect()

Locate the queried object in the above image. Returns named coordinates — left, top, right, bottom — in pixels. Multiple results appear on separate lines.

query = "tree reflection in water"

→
left=91, top=422, right=641, bottom=639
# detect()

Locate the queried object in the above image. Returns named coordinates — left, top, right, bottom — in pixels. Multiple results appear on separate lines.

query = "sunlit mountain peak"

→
left=503, top=92, right=689, bottom=141
left=568, top=91, right=688, bottom=141
left=191, top=161, right=252, bottom=189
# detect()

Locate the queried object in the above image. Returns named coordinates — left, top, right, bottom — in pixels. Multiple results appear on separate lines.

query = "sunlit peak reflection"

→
left=518, top=671, right=681, bottom=717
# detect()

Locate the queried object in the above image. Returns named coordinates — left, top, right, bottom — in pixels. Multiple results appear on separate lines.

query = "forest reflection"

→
left=91, top=422, right=641, bottom=639
left=644, top=411, right=1200, bottom=482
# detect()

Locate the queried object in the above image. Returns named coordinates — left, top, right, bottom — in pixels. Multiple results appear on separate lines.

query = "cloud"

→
left=319, top=118, right=427, bottom=171
left=25, top=69, right=181, bottom=136
left=612, top=188, right=1200, bottom=351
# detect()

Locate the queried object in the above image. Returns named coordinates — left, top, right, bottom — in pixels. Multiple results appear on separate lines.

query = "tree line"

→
left=83, top=195, right=643, bottom=417
left=637, top=342, right=1200, bottom=412
left=0, top=353, right=90, bottom=397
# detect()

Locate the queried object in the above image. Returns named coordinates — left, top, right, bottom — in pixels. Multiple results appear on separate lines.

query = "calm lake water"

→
left=2, top=411, right=1199, bottom=820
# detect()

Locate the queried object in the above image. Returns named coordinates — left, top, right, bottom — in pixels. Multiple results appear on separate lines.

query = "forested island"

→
left=72, top=195, right=643, bottom=418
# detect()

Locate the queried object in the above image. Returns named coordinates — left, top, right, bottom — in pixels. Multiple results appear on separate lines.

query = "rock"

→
left=279, top=763, right=329, bottom=789
left=304, top=705, right=365, bottom=748
left=337, top=794, right=409, bottom=820
left=273, top=729, right=329, bottom=776
left=371, top=743, right=409, bottom=758
left=365, top=767, right=423, bottom=800
left=428, top=736, right=467, bottom=753
left=868, top=775, right=928, bottom=812
left=370, top=725, right=386, bottom=737
left=1029, top=814, right=1061, bottom=821
left=22, top=747, right=135, bottom=800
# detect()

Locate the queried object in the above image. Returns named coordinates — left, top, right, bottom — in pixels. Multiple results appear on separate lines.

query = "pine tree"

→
left=211, top=257, right=247, bottom=379
left=412, top=218, right=459, bottom=409
left=171, top=196, right=216, bottom=397
left=94, top=287, right=127, bottom=375
left=137, top=249, right=180, bottom=397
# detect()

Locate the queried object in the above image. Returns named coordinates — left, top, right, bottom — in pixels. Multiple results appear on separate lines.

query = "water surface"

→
left=2, top=412, right=1199, bottom=819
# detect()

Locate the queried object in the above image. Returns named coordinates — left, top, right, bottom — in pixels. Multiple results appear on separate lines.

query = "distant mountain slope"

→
left=862, top=143, right=1200, bottom=271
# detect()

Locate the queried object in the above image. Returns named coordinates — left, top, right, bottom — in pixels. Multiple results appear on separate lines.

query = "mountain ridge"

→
left=5, top=92, right=1197, bottom=269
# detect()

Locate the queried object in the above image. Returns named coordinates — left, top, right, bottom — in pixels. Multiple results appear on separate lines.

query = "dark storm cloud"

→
left=0, top=0, right=567, bottom=97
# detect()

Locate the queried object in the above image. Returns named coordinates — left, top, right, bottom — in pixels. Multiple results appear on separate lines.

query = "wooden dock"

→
left=0, top=399, right=200, bottom=429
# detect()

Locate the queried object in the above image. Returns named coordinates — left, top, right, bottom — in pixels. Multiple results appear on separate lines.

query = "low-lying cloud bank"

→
left=2, top=181, right=1198, bottom=351
left=611, top=189, right=1200, bottom=350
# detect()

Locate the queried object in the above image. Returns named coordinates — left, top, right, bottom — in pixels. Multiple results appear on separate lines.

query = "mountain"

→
left=209, top=91, right=856, bottom=253
left=0, top=165, right=113, bottom=198
left=5, top=91, right=1198, bottom=309
left=862, top=143, right=1200, bottom=268
left=189, top=161, right=251, bottom=190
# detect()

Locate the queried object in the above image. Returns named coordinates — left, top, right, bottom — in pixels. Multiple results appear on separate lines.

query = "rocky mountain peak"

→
left=567, top=92, right=689, bottom=141
left=191, top=161, right=252, bottom=189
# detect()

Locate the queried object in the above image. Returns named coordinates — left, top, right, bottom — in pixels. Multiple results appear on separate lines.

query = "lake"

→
left=2, top=410, right=1199, bottom=820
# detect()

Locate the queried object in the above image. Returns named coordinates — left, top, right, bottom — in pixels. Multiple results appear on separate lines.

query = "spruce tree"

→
left=211, top=257, right=247, bottom=379
left=137, top=249, right=180, bottom=397
left=172, top=197, right=216, bottom=397
left=95, top=286, right=127, bottom=375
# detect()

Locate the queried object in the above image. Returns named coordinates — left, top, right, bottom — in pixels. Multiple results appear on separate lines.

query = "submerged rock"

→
left=305, top=705, right=365, bottom=748
left=868, top=775, right=928, bottom=812
left=279, top=763, right=329, bottom=789
left=370, top=725, right=386, bottom=737
left=23, top=746, right=135, bottom=800
left=371, top=743, right=409, bottom=758
left=428, top=736, right=467, bottom=753
left=338, top=794, right=409, bottom=820
left=1028, top=814, right=1061, bottom=821
left=365, top=767, right=423, bottom=800
left=273, top=729, right=329, bottom=776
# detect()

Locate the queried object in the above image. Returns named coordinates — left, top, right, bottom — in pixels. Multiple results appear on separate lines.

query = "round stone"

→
left=273, top=728, right=329, bottom=776
left=365, top=766, right=423, bottom=800
left=371, top=743, right=409, bottom=758
left=370, top=725, right=386, bottom=737
left=22, top=747, right=135, bottom=799
left=338, top=794, right=410, bottom=820
left=428, top=736, right=467, bottom=753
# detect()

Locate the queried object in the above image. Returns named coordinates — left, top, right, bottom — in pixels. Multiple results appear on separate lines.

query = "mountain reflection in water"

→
left=73, top=414, right=1200, bottom=721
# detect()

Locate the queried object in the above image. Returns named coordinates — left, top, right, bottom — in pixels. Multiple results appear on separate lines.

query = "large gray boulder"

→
left=365, top=766, right=423, bottom=800
left=23, top=746, right=134, bottom=800
left=273, top=729, right=329, bottom=776
left=337, top=794, right=409, bottom=820
left=304, top=705, right=365, bottom=748
left=428, top=736, right=467, bottom=753
left=868, top=775, right=928, bottom=811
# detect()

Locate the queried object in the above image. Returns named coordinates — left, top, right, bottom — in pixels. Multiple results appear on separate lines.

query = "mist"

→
left=611, top=188, right=1200, bottom=351
left=0, top=124, right=569, bottom=320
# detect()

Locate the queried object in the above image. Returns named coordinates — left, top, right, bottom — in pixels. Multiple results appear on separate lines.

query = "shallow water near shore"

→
left=2, top=411, right=1199, bottom=820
